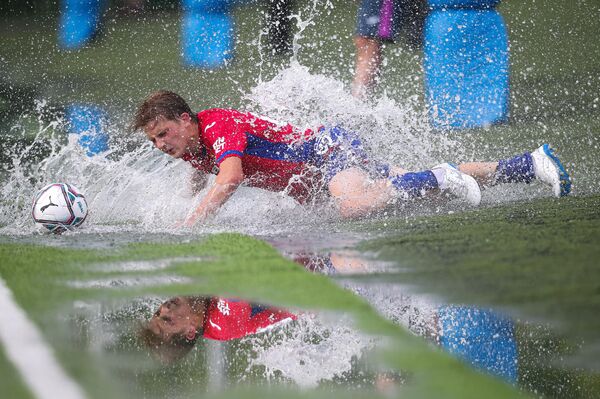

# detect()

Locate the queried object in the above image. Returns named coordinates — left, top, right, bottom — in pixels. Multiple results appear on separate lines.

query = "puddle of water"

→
left=1, top=3, right=599, bottom=398
left=57, top=293, right=386, bottom=396
left=280, top=248, right=600, bottom=398
left=67, top=275, right=193, bottom=289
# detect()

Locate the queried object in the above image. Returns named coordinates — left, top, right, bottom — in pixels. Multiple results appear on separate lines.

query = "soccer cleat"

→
left=531, top=144, right=571, bottom=197
left=432, top=163, right=482, bottom=206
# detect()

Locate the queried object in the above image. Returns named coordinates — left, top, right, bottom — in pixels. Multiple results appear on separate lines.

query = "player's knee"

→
left=328, top=169, right=375, bottom=219
left=328, top=168, right=364, bottom=196
left=337, top=201, right=368, bottom=219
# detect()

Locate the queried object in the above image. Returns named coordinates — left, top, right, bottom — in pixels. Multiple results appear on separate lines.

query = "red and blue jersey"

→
left=182, top=109, right=324, bottom=203
left=202, top=298, right=296, bottom=341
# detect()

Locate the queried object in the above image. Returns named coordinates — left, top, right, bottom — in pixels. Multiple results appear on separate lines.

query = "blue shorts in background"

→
left=356, top=0, right=426, bottom=42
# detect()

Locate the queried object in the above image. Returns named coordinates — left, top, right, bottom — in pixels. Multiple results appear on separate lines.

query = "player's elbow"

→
left=217, top=170, right=244, bottom=187
left=215, top=157, right=245, bottom=187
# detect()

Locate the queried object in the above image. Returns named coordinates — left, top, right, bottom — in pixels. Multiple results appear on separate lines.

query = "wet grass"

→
left=0, top=343, right=33, bottom=399
left=0, top=1, right=598, bottom=119
left=1, top=1, right=599, bottom=397
left=0, top=233, right=525, bottom=399
left=360, top=195, right=600, bottom=371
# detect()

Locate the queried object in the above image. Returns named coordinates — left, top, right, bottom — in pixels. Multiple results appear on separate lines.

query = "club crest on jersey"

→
left=213, top=137, right=226, bottom=153
left=315, top=134, right=334, bottom=155
left=217, top=299, right=230, bottom=316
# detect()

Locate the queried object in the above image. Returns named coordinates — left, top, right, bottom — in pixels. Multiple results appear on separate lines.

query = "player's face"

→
left=148, top=297, right=196, bottom=342
left=144, top=114, right=198, bottom=159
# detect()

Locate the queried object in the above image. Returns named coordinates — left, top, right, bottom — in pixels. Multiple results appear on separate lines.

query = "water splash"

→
left=244, top=61, right=453, bottom=170
left=243, top=312, right=377, bottom=389
left=1, top=59, right=588, bottom=238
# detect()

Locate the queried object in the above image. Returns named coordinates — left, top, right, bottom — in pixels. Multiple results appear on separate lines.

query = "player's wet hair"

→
left=138, top=296, right=207, bottom=364
left=132, top=90, right=198, bottom=131
left=139, top=324, right=199, bottom=364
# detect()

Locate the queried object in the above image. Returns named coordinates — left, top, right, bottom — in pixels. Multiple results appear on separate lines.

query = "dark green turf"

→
left=1, top=1, right=598, bottom=120
left=0, top=234, right=525, bottom=399
left=361, top=196, right=600, bottom=326
left=0, top=343, right=33, bottom=399
left=359, top=195, right=600, bottom=372
left=1, top=1, right=599, bottom=397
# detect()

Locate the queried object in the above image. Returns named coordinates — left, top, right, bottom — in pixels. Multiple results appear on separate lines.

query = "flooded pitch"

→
left=1, top=1, right=600, bottom=398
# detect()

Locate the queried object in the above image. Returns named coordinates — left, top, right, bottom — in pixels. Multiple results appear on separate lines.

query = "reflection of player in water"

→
left=140, top=296, right=295, bottom=363
left=133, top=91, right=571, bottom=226
left=292, top=251, right=518, bottom=383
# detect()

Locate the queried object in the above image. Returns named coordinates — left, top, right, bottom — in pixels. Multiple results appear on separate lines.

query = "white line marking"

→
left=0, top=277, right=86, bottom=399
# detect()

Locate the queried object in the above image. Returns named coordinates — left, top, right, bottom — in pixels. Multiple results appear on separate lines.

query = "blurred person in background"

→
left=352, top=0, right=427, bottom=98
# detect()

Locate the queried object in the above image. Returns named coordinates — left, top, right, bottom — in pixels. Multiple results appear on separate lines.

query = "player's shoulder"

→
left=199, top=108, right=250, bottom=131
left=198, top=108, right=248, bottom=121
left=209, top=297, right=246, bottom=315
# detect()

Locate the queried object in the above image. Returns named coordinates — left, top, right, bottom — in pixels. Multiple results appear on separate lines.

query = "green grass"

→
left=0, top=343, right=33, bottom=399
left=0, top=233, right=526, bottom=399
left=360, top=195, right=600, bottom=329
left=1, top=1, right=600, bottom=397
left=360, top=195, right=600, bottom=369
left=2, top=1, right=597, bottom=118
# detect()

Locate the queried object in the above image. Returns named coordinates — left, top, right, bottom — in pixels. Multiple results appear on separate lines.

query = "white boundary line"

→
left=0, top=277, right=86, bottom=399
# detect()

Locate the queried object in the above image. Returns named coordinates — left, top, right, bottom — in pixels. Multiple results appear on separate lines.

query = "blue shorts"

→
left=314, top=126, right=390, bottom=183
left=356, top=0, right=423, bottom=42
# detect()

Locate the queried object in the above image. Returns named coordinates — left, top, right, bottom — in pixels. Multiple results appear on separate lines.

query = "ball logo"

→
left=213, top=137, right=226, bottom=153
left=32, top=183, right=88, bottom=234
left=315, top=134, right=334, bottom=155
left=40, top=196, right=58, bottom=213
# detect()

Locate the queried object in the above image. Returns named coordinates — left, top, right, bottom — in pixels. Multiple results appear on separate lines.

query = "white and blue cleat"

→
left=432, top=163, right=482, bottom=206
left=531, top=144, right=572, bottom=197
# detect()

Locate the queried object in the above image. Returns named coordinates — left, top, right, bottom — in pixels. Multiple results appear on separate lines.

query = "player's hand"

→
left=171, top=219, right=186, bottom=229
left=182, top=216, right=199, bottom=228
left=172, top=217, right=198, bottom=229
left=175, top=210, right=209, bottom=228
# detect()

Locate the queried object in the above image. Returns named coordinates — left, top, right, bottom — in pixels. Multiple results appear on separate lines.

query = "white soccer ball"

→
left=32, top=183, right=88, bottom=233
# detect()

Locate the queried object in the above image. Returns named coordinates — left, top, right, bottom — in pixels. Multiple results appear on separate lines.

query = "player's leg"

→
left=328, top=167, right=395, bottom=218
left=320, top=126, right=480, bottom=217
left=328, top=164, right=482, bottom=218
left=353, top=0, right=397, bottom=98
left=266, top=0, right=295, bottom=55
left=457, top=144, right=571, bottom=197
left=352, top=36, right=382, bottom=99
left=458, top=162, right=498, bottom=186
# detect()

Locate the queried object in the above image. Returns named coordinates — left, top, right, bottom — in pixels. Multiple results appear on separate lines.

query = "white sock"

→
left=431, top=167, right=447, bottom=189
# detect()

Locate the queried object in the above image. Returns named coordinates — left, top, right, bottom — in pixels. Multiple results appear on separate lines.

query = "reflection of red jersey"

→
left=202, top=298, right=296, bottom=341
left=182, top=109, right=322, bottom=203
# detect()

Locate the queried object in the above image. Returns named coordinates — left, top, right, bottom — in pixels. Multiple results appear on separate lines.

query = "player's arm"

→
left=183, top=157, right=244, bottom=226
left=190, top=169, right=208, bottom=195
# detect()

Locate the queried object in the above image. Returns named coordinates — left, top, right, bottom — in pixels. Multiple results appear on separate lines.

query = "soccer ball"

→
left=32, top=183, right=88, bottom=233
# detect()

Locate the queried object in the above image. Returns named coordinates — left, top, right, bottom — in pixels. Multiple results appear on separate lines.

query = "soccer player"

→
left=140, top=296, right=296, bottom=363
left=352, top=0, right=428, bottom=98
left=132, top=91, right=571, bottom=226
